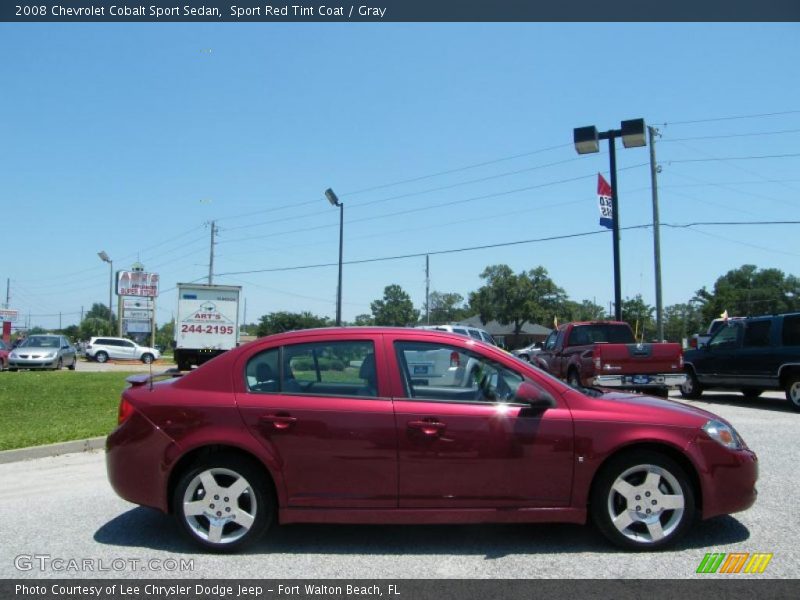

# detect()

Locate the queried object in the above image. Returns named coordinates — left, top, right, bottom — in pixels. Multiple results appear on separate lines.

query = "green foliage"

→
left=61, top=325, right=80, bottom=341
left=620, top=295, right=655, bottom=340
left=663, top=302, right=705, bottom=343
left=352, top=314, right=374, bottom=326
left=290, top=357, right=345, bottom=372
left=468, top=265, right=566, bottom=335
left=694, top=265, right=800, bottom=322
left=156, top=320, right=175, bottom=349
left=257, top=311, right=331, bottom=337
left=562, top=299, right=608, bottom=322
left=79, top=317, right=114, bottom=340
left=371, top=284, right=419, bottom=326
left=427, top=291, right=468, bottom=324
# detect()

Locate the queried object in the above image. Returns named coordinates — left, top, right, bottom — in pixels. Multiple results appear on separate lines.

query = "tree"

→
left=79, top=317, right=113, bottom=339
left=156, top=320, right=175, bottom=350
left=468, top=265, right=566, bottom=336
left=371, top=284, right=419, bottom=326
left=426, top=291, right=468, bottom=324
left=563, top=299, right=608, bottom=322
left=256, top=311, right=330, bottom=337
left=663, top=302, right=704, bottom=343
left=695, top=265, right=800, bottom=322
left=620, top=295, right=655, bottom=340
left=352, top=314, right=374, bottom=326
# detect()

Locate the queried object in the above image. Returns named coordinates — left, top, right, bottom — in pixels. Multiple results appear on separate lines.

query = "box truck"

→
left=174, top=283, right=241, bottom=371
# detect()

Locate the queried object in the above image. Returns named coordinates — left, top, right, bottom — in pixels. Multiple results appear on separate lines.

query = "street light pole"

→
left=325, top=188, right=343, bottom=327
left=648, top=126, right=664, bottom=341
left=97, top=251, right=114, bottom=333
left=573, top=119, right=647, bottom=322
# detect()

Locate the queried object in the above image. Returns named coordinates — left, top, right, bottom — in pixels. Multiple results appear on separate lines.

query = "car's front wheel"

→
left=679, top=368, right=703, bottom=399
left=174, top=454, right=273, bottom=552
left=591, top=451, right=695, bottom=550
left=785, top=375, right=800, bottom=412
left=94, top=351, right=109, bottom=364
left=141, top=353, right=154, bottom=364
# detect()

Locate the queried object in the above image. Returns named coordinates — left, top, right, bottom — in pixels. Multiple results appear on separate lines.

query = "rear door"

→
left=236, top=334, right=397, bottom=509
left=387, top=334, right=574, bottom=508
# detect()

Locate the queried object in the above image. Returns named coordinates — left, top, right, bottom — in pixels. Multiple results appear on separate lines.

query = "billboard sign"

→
left=117, top=271, right=159, bottom=297
left=123, top=298, right=154, bottom=309
left=124, top=309, right=152, bottom=320
left=0, top=309, right=19, bottom=322
left=124, top=319, right=152, bottom=333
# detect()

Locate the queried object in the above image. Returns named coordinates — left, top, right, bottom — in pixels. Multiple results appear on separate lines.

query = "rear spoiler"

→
left=126, top=368, right=184, bottom=388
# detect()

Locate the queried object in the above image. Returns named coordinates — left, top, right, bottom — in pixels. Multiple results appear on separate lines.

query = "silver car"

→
left=8, top=335, right=77, bottom=371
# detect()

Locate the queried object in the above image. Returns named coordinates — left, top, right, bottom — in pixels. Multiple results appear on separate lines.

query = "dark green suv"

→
left=681, top=313, right=800, bottom=411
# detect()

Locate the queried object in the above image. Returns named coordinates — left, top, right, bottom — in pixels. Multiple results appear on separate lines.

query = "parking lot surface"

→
left=0, top=391, right=796, bottom=579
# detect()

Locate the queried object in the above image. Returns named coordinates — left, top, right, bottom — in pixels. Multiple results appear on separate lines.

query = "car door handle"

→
left=407, top=419, right=446, bottom=436
left=259, top=414, right=297, bottom=430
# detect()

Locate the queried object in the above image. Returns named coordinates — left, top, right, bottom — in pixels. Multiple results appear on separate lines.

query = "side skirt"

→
left=279, top=507, right=586, bottom=525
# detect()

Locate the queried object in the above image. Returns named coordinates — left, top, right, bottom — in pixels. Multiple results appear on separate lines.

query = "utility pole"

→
left=208, top=220, right=216, bottom=285
left=425, top=255, right=430, bottom=325
left=243, top=298, right=247, bottom=331
left=648, top=126, right=664, bottom=341
left=4, top=278, right=9, bottom=308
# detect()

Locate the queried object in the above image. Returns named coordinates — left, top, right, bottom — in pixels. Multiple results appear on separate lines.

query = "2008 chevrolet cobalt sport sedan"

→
left=106, top=327, right=757, bottom=552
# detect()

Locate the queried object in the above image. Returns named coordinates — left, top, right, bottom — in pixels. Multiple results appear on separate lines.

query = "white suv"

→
left=416, top=325, right=496, bottom=345
left=85, top=337, right=161, bottom=364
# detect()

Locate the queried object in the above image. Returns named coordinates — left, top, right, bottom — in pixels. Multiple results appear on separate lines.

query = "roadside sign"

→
left=0, top=309, right=19, bottom=322
left=124, top=309, right=152, bottom=320
left=123, top=299, right=154, bottom=309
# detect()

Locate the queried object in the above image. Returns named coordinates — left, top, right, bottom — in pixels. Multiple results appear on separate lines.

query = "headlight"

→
left=44, top=352, right=56, bottom=359
left=702, top=419, right=744, bottom=450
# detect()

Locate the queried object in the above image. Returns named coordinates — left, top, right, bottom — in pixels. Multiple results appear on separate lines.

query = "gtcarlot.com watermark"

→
left=14, top=554, right=194, bottom=573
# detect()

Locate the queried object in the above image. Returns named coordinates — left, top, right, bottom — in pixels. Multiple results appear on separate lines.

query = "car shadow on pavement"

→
left=95, top=508, right=750, bottom=557
left=678, top=393, right=793, bottom=414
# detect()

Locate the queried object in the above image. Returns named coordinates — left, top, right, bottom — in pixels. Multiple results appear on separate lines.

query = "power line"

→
left=668, top=152, right=800, bottom=163
left=661, top=127, right=800, bottom=142
left=660, top=110, right=800, bottom=126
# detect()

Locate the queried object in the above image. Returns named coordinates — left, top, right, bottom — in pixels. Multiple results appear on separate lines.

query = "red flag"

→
left=597, top=173, right=613, bottom=229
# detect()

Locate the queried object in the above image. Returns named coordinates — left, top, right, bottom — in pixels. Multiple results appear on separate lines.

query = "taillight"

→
left=118, top=398, right=135, bottom=425
left=679, top=354, right=684, bottom=368
left=593, top=348, right=602, bottom=370
left=450, top=351, right=460, bottom=368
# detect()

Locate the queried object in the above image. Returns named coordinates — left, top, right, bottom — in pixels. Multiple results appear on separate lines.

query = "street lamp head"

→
left=573, top=126, right=600, bottom=154
left=325, top=188, right=341, bottom=207
left=621, top=118, right=647, bottom=148
left=98, top=251, right=111, bottom=263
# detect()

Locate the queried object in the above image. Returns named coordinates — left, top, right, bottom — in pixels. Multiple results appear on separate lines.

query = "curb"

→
left=0, top=436, right=106, bottom=465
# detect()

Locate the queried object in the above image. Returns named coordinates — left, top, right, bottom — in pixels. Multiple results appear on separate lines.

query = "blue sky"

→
left=1, top=23, right=799, bottom=329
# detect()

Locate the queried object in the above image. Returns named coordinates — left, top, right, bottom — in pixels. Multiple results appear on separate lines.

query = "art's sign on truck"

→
left=174, top=283, right=241, bottom=371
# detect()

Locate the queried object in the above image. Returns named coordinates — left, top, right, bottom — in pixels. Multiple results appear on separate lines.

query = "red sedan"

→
left=106, top=327, right=757, bottom=552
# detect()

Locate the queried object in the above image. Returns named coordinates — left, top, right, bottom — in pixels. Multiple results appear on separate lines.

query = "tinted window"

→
left=480, top=331, right=495, bottom=345
left=452, top=328, right=468, bottom=336
left=743, top=320, right=771, bottom=348
left=568, top=325, right=634, bottom=345
left=285, top=340, right=377, bottom=397
left=395, top=341, right=528, bottom=403
left=467, top=329, right=482, bottom=340
left=782, top=315, right=800, bottom=346
left=709, top=323, right=740, bottom=348
left=246, top=348, right=281, bottom=392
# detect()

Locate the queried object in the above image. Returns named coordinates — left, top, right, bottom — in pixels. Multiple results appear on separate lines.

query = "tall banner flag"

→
left=597, top=173, right=613, bottom=229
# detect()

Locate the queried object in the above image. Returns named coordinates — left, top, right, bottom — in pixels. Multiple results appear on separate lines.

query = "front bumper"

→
left=592, top=373, right=687, bottom=388
left=8, top=356, right=58, bottom=369
left=691, top=438, right=758, bottom=519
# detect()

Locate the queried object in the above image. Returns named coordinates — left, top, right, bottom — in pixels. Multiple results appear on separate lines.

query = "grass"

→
left=0, top=371, right=136, bottom=451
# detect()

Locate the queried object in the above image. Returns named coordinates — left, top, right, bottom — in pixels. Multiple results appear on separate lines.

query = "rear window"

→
left=743, top=320, right=771, bottom=347
left=568, top=325, right=634, bottom=345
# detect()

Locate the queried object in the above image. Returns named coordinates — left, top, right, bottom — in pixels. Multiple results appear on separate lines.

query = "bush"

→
left=290, top=357, right=345, bottom=372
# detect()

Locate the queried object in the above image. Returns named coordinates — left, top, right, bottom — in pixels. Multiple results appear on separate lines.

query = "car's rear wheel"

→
left=567, top=368, right=581, bottom=388
left=679, top=368, right=703, bottom=399
left=95, top=351, right=108, bottom=364
left=141, top=353, right=154, bottom=364
left=785, top=376, right=800, bottom=412
left=591, top=451, right=695, bottom=550
left=174, top=454, right=273, bottom=552
left=741, top=388, right=763, bottom=400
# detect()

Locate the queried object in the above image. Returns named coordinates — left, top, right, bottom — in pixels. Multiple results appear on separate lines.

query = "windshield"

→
left=22, top=336, right=60, bottom=348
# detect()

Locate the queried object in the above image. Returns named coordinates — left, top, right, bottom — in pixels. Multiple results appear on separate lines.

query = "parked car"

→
left=7, top=334, right=77, bottom=371
left=85, top=336, right=160, bottom=364
left=534, top=321, right=685, bottom=397
left=107, top=327, right=757, bottom=552
left=511, top=342, right=542, bottom=362
left=0, top=340, right=10, bottom=371
left=689, top=316, right=745, bottom=349
left=416, top=324, right=496, bottom=345
left=681, top=312, right=800, bottom=411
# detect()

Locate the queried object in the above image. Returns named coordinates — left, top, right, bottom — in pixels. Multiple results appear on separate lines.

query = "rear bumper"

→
left=592, top=373, right=686, bottom=388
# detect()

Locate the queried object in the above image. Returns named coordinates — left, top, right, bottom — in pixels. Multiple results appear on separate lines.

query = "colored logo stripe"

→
left=696, top=552, right=773, bottom=574
left=696, top=553, right=725, bottom=573
left=744, top=553, right=773, bottom=574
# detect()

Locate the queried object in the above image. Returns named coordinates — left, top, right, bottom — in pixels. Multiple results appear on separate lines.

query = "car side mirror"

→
left=515, top=381, right=556, bottom=410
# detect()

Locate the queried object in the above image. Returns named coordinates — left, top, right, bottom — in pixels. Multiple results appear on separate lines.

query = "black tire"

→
left=741, top=388, right=763, bottom=400
left=0, top=360, right=4, bottom=372
left=652, top=387, right=670, bottom=399
left=141, top=353, right=154, bottom=365
left=68, top=358, right=76, bottom=371
left=55, top=358, right=63, bottom=371
left=173, top=453, right=273, bottom=552
left=785, top=375, right=800, bottom=412
left=95, top=351, right=109, bottom=364
left=567, top=368, right=581, bottom=389
left=519, top=354, right=530, bottom=362
left=679, top=368, right=703, bottom=399
left=9, top=368, right=17, bottom=372
left=591, top=450, right=695, bottom=551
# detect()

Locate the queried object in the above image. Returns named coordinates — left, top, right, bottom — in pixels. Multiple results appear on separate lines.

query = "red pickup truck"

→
left=533, top=321, right=686, bottom=396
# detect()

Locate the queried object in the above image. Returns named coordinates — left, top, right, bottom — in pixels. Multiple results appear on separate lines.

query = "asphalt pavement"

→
left=0, top=391, right=797, bottom=579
